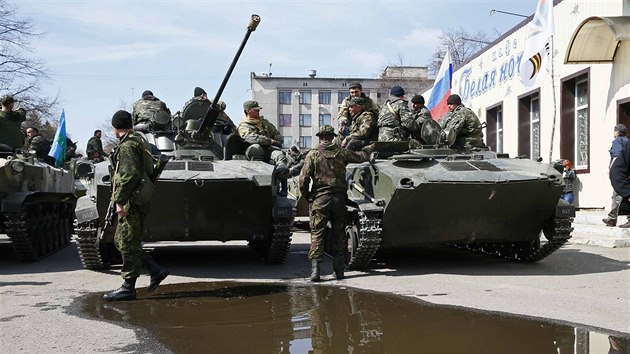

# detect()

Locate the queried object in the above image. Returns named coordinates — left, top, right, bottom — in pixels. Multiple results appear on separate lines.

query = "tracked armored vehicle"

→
left=291, top=121, right=574, bottom=269
left=0, top=151, right=76, bottom=261
left=343, top=123, right=574, bottom=268
left=74, top=14, right=294, bottom=269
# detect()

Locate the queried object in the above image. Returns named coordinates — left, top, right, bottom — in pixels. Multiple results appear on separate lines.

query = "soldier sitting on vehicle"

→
left=438, top=94, right=487, bottom=150
left=25, top=127, right=53, bottom=164
left=0, top=95, right=26, bottom=153
left=131, top=90, right=171, bottom=130
left=238, top=100, right=290, bottom=195
left=377, top=86, right=417, bottom=142
left=340, top=97, right=377, bottom=151
left=338, top=82, right=380, bottom=138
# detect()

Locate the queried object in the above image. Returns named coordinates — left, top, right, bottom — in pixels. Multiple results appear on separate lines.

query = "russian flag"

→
left=426, top=50, right=452, bottom=120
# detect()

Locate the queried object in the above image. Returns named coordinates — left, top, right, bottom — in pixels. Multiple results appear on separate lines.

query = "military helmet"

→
left=316, top=125, right=337, bottom=137
left=184, top=119, right=198, bottom=131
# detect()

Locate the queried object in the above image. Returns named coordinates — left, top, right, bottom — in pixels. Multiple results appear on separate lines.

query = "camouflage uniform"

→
left=409, top=106, right=434, bottom=144
left=238, top=116, right=288, bottom=167
left=86, top=135, right=105, bottom=162
left=131, top=95, right=170, bottom=125
left=439, top=105, right=486, bottom=150
left=377, top=96, right=417, bottom=141
left=182, top=97, right=237, bottom=134
left=27, top=134, right=51, bottom=161
left=343, top=110, right=376, bottom=151
left=299, top=140, right=372, bottom=261
left=338, top=94, right=379, bottom=129
left=0, top=108, right=26, bottom=151
left=109, top=131, right=159, bottom=281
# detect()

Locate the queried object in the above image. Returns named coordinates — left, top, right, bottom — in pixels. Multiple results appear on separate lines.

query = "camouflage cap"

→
left=243, top=100, right=262, bottom=110
left=316, top=124, right=337, bottom=137
left=0, top=95, right=16, bottom=105
left=348, top=96, right=365, bottom=106
left=348, top=81, right=363, bottom=90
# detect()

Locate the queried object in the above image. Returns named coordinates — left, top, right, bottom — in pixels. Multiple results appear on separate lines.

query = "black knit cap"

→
left=411, top=95, right=425, bottom=104
left=447, top=94, right=462, bottom=105
left=194, top=87, right=206, bottom=97
left=142, top=90, right=153, bottom=98
left=111, top=110, right=132, bottom=129
left=390, top=85, right=405, bottom=97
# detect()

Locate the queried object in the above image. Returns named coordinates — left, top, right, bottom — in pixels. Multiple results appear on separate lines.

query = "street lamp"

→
left=489, top=9, right=528, bottom=18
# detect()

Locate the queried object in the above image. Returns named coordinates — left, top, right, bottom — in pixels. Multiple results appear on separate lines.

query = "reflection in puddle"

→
left=81, top=282, right=629, bottom=353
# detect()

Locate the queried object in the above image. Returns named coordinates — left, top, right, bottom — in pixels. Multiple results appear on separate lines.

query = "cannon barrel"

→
left=196, top=14, right=261, bottom=135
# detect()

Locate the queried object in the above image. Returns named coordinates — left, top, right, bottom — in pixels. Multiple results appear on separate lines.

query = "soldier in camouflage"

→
left=340, top=97, right=376, bottom=151
left=182, top=87, right=237, bottom=134
left=439, top=94, right=487, bottom=150
left=25, top=127, right=52, bottom=163
left=86, top=129, right=106, bottom=162
left=337, top=82, right=379, bottom=138
left=131, top=90, right=171, bottom=126
left=238, top=100, right=290, bottom=195
left=299, top=125, right=374, bottom=281
left=287, top=145, right=306, bottom=177
left=103, top=110, right=169, bottom=302
left=377, top=86, right=418, bottom=142
left=408, top=94, right=438, bottom=146
left=0, top=95, right=26, bottom=152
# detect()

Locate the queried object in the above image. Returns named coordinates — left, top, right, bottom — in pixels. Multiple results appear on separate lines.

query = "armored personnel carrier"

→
left=74, top=14, right=294, bottom=269
left=0, top=151, right=76, bottom=261
left=291, top=121, right=574, bottom=269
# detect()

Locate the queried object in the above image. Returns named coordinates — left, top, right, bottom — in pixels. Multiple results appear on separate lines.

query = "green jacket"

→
left=110, top=131, right=154, bottom=206
left=27, top=134, right=51, bottom=160
left=0, top=109, right=26, bottom=149
left=86, top=136, right=105, bottom=160
left=237, top=116, right=283, bottom=147
left=299, top=141, right=371, bottom=198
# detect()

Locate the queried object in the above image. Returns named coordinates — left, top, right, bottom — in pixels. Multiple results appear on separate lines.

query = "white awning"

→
left=565, top=16, right=630, bottom=63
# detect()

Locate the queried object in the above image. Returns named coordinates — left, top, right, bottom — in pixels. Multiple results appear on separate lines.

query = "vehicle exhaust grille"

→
left=164, top=161, right=185, bottom=170
left=441, top=161, right=503, bottom=172
left=188, top=161, right=214, bottom=172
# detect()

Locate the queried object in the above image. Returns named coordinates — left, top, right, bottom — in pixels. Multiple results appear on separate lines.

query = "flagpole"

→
left=548, top=36, right=557, bottom=163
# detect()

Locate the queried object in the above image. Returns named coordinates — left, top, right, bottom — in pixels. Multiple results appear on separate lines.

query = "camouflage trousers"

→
left=114, top=206, right=153, bottom=281
left=308, top=193, right=348, bottom=261
left=378, top=126, right=404, bottom=141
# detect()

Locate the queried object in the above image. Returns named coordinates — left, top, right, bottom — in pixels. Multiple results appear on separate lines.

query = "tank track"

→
left=75, top=222, right=105, bottom=269
left=264, top=216, right=294, bottom=264
left=5, top=202, right=74, bottom=261
left=452, top=217, right=573, bottom=262
left=347, top=212, right=383, bottom=270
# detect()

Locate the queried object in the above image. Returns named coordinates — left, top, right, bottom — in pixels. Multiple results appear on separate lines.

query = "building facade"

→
left=426, top=0, right=630, bottom=208
left=250, top=67, right=431, bottom=149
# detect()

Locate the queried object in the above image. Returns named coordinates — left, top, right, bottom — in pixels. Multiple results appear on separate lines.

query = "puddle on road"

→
left=81, top=282, right=629, bottom=354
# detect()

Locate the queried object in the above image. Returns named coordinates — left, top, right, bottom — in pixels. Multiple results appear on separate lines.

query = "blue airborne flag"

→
left=48, top=110, right=67, bottom=167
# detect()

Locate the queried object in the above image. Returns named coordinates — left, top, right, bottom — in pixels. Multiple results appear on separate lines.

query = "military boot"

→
left=103, top=279, right=137, bottom=301
left=333, top=255, right=345, bottom=280
left=145, top=258, right=170, bottom=293
left=309, top=259, right=320, bottom=282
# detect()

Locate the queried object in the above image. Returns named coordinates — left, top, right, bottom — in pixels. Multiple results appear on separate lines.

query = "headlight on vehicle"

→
left=10, top=161, right=25, bottom=173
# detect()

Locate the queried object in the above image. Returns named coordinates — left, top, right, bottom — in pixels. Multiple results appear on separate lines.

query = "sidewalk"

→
left=570, top=209, right=630, bottom=248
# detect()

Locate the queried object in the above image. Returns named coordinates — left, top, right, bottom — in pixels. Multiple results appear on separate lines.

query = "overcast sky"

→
left=14, top=0, right=538, bottom=151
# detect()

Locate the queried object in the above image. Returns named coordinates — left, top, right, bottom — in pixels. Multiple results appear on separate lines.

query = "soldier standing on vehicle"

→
left=377, top=86, right=416, bottom=142
left=341, top=97, right=376, bottom=151
left=438, top=94, right=486, bottom=150
left=131, top=90, right=171, bottom=127
left=238, top=100, right=290, bottom=195
left=338, top=82, right=380, bottom=137
left=25, top=127, right=52, bottom=163
left=103, top=110, right=169, bottom=302
left=0, top=95, right=26, bottom=152
left=86, top=129, right=106, bottom=162
left=299, top=125, right=374, bottom=281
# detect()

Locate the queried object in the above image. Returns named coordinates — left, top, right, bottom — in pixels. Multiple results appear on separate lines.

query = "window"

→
left=299, top=91, right=312, bottom=104
left=319, top=91, right=331, bottom=105
left=319, top=113, right=331, bottom=126
left=486, top=104, right=503, bottom=153
left=299, top=136, right=312, bottom=148
left=279, top=91, right=291, bottom=105
left=561, top=70, right=590, bottom=171
left=299, top=114, right=312, bottom=127
left=279, top=114, right=292, bottom=127
left=338, top=91, right=349, bottom=104
left=283, top=136, right=292, bottom=148
left=517, top=90, right=540, bottom=159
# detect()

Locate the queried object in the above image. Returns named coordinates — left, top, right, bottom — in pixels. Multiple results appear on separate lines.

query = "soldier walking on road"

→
left=86, top=130, right=106, bottom=162
left=103, top=110, right=169, bottom=301
left=299, top=125, right=373, bottom=281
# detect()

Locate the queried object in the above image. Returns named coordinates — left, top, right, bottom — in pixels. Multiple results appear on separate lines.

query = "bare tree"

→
left=0, top=0, right=57, bottom=119
left=428, top=28, right=494, bottom=77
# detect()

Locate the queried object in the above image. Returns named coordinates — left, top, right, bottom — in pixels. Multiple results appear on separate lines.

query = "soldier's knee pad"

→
left=245, top=144, right=265, bottom=161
